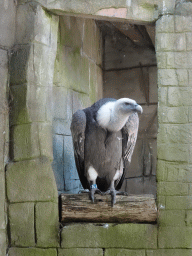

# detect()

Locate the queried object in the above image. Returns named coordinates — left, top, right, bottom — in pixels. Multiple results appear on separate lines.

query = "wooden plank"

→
left=60, top=193, right=157, bottom=223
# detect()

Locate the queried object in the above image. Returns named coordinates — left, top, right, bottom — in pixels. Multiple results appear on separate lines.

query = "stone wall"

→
left=52, top=16, right=103, bottom=194
left=0, top=0, right=192, bottom=255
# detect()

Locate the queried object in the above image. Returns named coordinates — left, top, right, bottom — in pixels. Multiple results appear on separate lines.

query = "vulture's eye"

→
left=125, top=102, right=130, bottom=106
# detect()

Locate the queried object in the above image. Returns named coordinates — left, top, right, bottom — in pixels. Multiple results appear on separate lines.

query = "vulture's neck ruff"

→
left=96, top=98, right=142, bottom=132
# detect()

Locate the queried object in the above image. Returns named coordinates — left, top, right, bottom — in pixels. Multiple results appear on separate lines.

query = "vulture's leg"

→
left=109, top=180, right=117, bottom=207
left=88, top=167, right=101, bottom=202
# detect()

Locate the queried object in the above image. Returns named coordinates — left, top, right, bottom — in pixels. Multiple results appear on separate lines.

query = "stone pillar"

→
left=156, top=10, right=192, bottom=252
left=0, top=0, right=16, bottom=255
left=6, top=2, right=60, bottom=249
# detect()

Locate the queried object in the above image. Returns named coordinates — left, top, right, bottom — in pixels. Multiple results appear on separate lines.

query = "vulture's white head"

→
left=97, top=98, right=143, bottom=132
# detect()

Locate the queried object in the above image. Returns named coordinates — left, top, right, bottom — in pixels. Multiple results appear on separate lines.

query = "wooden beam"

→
left=60, top=193, right=157, bottom=223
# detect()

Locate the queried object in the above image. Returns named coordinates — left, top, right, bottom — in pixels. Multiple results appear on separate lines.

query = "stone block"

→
left=143, top=176, right=156, bottom=196
left=8, top=248, right=57, bottom=256
left=36, top=202, right=59, bottom=247
left=10, top=123, right=40, bottom=161
left=158, top=69, right=178, bottom=86
left=53, top=118, right=71, bottom=136
left=168, top=87, right=192, bottom=107
left=0, top=229, right=6, bottom=256
left=72, top=91, right=91, bottom=114
left=83, top=19, right=96, bottom=60
left=64, top=136, right=81, bottom=194
left=156, top=160, right=167, bottom=182
left=89, top=61, right=97, bottom=103
left=156, top=33, right=186, bottom=52
left=158, top=143, right=189, bottom=162
left=38, top=123, right=53, bottom=160
left=185, top=210, right=192, bottom=226
left=158, top=87, right=167, bottom=106
left=138, top=105, right=157, bottom=137
left=166, top=52, right=175, bottom=69
left=61, top=223, right=157, bottom=248
left=103, top=68, right=147, bottom=104
left=188, top=69, right=192, bottom=86
left=147, top=249, right=192, bottom=256
left=96, top=66, right=103, bottom=100
left=159, top=210, right=186, bottom=227
left=157, top=124, right=192, bottom=145
left=9, top=202, right=35, bottom=247
left=125, top=177, right=144, bottom=194
left=0, top=0, right=15, bottom=47
left=156, top=52, right=167, bottom=69
left=105, top=249, right=145, bottom=256
left=157, top=182, right=188, bottom=196
left=166, top=163, right=192, bottom=183
left=176, top=69, right=188, bottom=86
left=174, top=52, right=189, bottom=69
left=10, top=85, right=47, bottom=125
left=158, top=106, right=188, bottom=124
left=52, top=134, right=64, bottom=192
left=175, top=15, right=192, bottom=32
left=0, top=172, right=6, bottom=230
left=156, top=15, right=174, bottom=33
left=158, top=227, right=192, bottom=248
left=58, top=248, right=103, bottom=256
left=166, top=196, right=192, bottom=210
left=158, top=0, right=175, bottom=15
left=6, top=157, right=58, bottom=203
left=53, top=86, right=72, bottom=120
left=60, top=15, right=84, bottom=48
left=149, top=66, right=157, bottom=103
left=15, top=3, right=56, bottom=46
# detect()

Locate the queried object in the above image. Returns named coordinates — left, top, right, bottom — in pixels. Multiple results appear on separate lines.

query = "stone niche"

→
left=52, top=15, right=157, bottom=197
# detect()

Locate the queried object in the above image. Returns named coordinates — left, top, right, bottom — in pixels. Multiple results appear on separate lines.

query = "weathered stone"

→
left=166, top=52, right=175, bottom=69
left=156, top=33, right=186, bottom=52
left=176, top=69, right=188, bottom=86
left=156, top=52, right=167, bottom=69
left=96, top=66, right=103, bottom=100
left=72, top=90, right=91, bottom=114
left=0, top=0, right=16, bottom=47
left=158, top=227, right=192, bottom=248
left=168, top=87, right=189, bottom=107
left=10, top=85, right=47, bottom=125
left=125, top=177, right=144, bottom=195
left=174, top=52, right=189, bottom=69
left=143, top=176, right=156, bottom=195
left=166, top=196, right=192, bottom=210
left=10, top=123, right=40, bottom=161
left=159, top=210, right=186, bottom=227
left=53, top=118, right=71, bottom=136
left=15, top=3, right=56, bottom=46
left=149, top=66, right=157, bottom=103
left=157, top=124, right=192, bottom=144
left=60, top=15, right=84, bottom=48
left=158, top=106, right=188, bottom=124
left=158, top=87, right=167, bottom=106
left=64, top=136, right=81, bottom=194
left=52, top=134, right=64, bottom=193
left=0, top=172, right=6, bottom=230
left=147, top=249, right=192, bottom=256
left=158, top=69, right=178, bottom=86
left=105, top=249, right=145, bottom=256
left=52, top=86, right=72, bottom=120
left=6, top=157, right=58, bottom=203
left=156, top=15, right=174, bottom=33
left=58, top=248, right=103, bottom=256
left=61, top=223, right=157, bottom=248
left=185, top=210, right=192, bottom=226
left=157, top=182, right=188, bottom=196
left=158, top=0, right=175, bottom=15
left=38, top=123, right=53, bottom=160
left=175, top=15, right=192, bottom=33
left=0, top=229, right=6, bottom=256
left=8, top=248, right=57, bottom=256
left=89, top=60, right=97, bottom=103
left=188, top=69, right=192, bottom=86
left=9, top=203, right=35, bottom=247
left=158, top=143, right=189, bottom=162
left=138, top=105, right=157, bottom=136
left=36, top=202, right=59, bottom=247
left=156, top=160, right=167, bottom=182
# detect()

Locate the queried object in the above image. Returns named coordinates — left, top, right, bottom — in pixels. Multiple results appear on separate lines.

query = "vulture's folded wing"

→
left=122, top=112, right=139, bottom=163
left=70, top=110, right=88, bottom=189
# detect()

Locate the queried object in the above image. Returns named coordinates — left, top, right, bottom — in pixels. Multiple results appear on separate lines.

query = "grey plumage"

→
left=70, top=98, right=142, bottom=205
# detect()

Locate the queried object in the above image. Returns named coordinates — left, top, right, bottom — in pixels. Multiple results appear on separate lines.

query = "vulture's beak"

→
left=135, top=104, right=143, bottom=114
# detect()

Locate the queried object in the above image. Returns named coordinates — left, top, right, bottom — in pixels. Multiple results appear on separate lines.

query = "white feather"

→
left=88, top=166, right=98, bottom=181
left=96, top=101, right=115, bottom=129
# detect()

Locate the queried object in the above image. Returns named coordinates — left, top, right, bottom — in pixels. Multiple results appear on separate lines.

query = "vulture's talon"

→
left=110, top=189, right=117, bottom=207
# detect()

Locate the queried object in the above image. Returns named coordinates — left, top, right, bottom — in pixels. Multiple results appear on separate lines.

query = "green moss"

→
left=8, top=248, right=57, bottom=256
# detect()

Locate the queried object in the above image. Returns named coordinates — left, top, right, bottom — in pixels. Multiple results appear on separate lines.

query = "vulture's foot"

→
left=89, top=184, right=101, bottom=203
left=104, top=189, right=117, bottom=207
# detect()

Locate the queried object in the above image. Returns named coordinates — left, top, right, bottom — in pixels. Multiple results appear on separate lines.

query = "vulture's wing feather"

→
left=115, top=113, right=139, bottom=190
left=122, top=112, right=139, bottom=163
left=70, top=110, right=88, bottom=189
